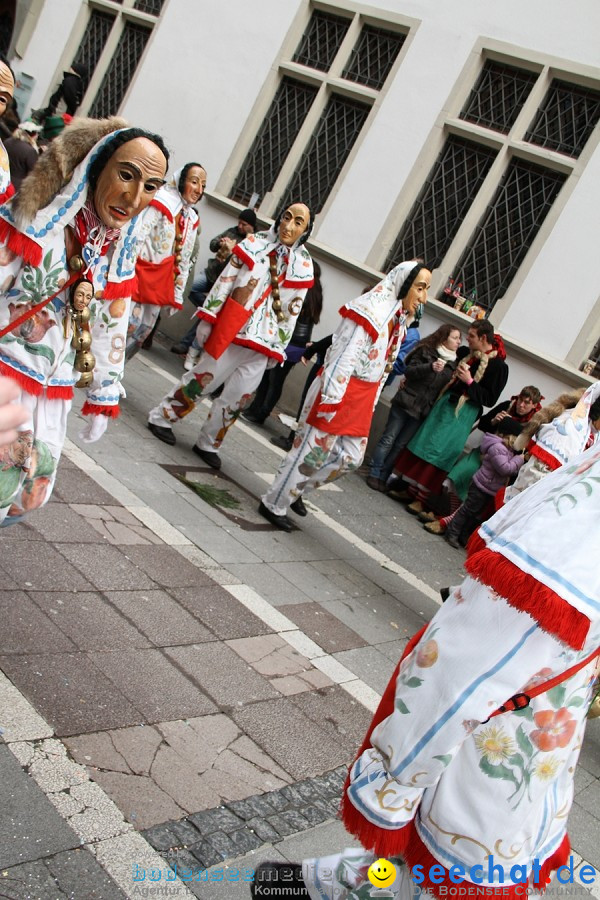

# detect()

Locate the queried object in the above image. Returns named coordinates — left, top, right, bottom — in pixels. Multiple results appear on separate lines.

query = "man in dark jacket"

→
left=47, top=63, right=87, bottom=116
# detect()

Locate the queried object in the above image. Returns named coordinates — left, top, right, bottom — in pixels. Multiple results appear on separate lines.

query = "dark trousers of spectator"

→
left=175, top=273, right=212, bottom=352
left=246, top=361, right=295, bottom=423
left=445, top=481, right=491, bottom=545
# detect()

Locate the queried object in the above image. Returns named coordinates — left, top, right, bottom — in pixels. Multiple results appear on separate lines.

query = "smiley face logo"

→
left=367, top=858, right=397, bottom=889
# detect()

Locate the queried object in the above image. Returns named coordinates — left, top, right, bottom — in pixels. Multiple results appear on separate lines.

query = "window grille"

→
left=89, top=21, right=151, bottom=118
left=292, top=9, right=350, bottom=72
left=282, top=94, right=370, bottom=214
left=229, top=77, right=318, bottom=206
left=342, top=24, right=405, bottom=90
left=585, top=336, right=600, bottom=378
left=133, top=0, right=165, bottom=14
left=72, top=9, right=116, bottom=78
left=385, top=136, right=496, bottom=270
left=452, top=159, right=566, bottom=311
left=460, top=61, right=537, bottom=134
left=525, top=79, right=600, bottom=158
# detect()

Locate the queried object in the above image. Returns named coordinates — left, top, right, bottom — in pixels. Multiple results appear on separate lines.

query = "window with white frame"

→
left=62, top=0, right=164, bottom=118
left=229, top=5, right=406, bottom=216
left=385, top=58, right=600, bottom=316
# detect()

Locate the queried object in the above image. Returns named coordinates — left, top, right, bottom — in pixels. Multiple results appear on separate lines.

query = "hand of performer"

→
left=0, top=376, right=28, bottom=448
left=79, top=414, right=109, bottom=444
left=195, top=319, right=212, bottom=348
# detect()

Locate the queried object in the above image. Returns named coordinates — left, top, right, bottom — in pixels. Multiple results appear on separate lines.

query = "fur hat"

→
left=513, top=389, right=585, bottom=452
left=14, top=115, right=128, bottom=230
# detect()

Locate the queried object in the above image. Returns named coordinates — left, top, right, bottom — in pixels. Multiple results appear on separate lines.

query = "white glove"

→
left=196, top=319, right=212, bottom=348
left=167, top=306, right=180, bottom=317
left=79, top=414, right=109, bottom=443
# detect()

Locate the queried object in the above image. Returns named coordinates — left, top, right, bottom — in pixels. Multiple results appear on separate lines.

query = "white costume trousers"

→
left=148, top=344, right=268, bottom=454
left=262, top=378, right=366, bottom=516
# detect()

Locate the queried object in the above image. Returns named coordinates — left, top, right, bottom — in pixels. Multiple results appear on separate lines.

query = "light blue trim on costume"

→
left=86, top=392, right=119, bottom=404
left=0, top=350, right=44, bottom=382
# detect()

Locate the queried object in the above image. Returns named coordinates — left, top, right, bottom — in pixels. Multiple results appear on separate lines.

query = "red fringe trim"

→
left=0, top=183, right=15, bottom=205
left=149, top=199, right=174, bottom=223
left=465, top=548, right=590, bottom=649
left=80, top=402, right=120, bottom=418
left=103, top=277, right=137, bottom=300
left=232, top=337, right=284, bottom=362
left=47, top=385, right=74, bottom=400
left=283, top=277, right=314, bottom=289
left=529, top=443, right=562, bottom=471
left=0, top=217, right=42, bottom=266
left=465, top=528, right=486, bottom=558
left=232, top=244, right=254, bottom=270
left=339, top=306, right=380, bottom=343
left=196, top=308, right=217, bottom=323
left=494, top=487, right=506, bottom=510
left=0, top=359, right=43, bottom=395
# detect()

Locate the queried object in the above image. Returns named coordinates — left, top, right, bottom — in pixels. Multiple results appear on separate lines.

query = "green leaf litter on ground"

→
left=176, top=475, right=241, bottom=509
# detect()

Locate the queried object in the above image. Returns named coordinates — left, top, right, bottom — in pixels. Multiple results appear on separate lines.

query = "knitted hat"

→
left=42, top=115, right=66, bottom=140
left=496, top=417, right=523, bottom=437
left=238, top=208, right=257, bottom=229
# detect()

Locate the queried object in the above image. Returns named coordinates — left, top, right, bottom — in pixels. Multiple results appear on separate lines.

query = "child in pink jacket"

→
left=444, top=417, right=524, bottom=548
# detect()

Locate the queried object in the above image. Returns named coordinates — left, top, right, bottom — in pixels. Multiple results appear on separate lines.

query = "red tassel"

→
left=0, top=183, right=15, bottom=205
left=0, top=359, right=43, bottom=395
left=232, top=337, right=284, bottom=362
left=0, top=218, right=42, bottom=266
left=529, top=443, right=562, bottom=471
left=103, top=277, right=137, bottom=300
left=47, top=385, right=74, bottom=400
left=339, top=306, right=380, bottom=342
left=465, top=549, right=590, bottom=649
left=232, top=244, right=254, bottom=270
left=81, top=402, right=120, bottom=418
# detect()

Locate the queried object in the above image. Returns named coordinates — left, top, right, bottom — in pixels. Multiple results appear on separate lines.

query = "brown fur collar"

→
left=13, top=116, right=129, bottom=230
left=513, top=389, right=585, bottom=452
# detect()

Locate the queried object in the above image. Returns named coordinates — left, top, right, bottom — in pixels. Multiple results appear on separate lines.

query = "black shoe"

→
left=445, top=533, right=460, bottom=549
left=258, top=501, right=293, bottom=532
left=192, top=445, right=221, bottom=469
left=290, top=496, right=307, bottom=517
left=147, top=422, right=176, bottom=446
left=251, top=862, right=308, bottom=898
left=241, top=411, right=265, bottom=425
left=170, top=343, right=188, bottom=355
left=440, top=586, right=450, bottom=603
left=141, top=335, right=153, bottom=350
left=271, top=434, right=293, bottom=452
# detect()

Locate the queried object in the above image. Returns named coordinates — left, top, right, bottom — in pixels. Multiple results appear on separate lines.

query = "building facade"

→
left=9, top=0, right=600, bottom=402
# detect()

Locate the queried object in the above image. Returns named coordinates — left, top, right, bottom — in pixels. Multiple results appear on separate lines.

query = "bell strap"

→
left=0, top=272, right=79, bottom=340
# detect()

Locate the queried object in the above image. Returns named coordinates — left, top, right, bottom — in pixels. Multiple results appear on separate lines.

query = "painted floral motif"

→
left=474, top=725, right=515, bottom=765
left=530, top=708, right=576, bottom=751
left=534, top=756, right=560, bottom=781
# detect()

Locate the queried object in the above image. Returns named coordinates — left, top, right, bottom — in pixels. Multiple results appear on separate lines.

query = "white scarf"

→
left=436, top=343, right=457, bottom=363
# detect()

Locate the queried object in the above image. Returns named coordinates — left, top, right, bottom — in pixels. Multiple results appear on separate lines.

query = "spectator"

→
left=242, top=260, right=323, bottom=425
left=395, top=319, right=508, bottom=515
left=171, top=208, right=257, bottom=357
left=0, top=54, right=15, bottom=202
left=367, top=324, right=461, bottom=491
left=4, top=120, right=41, bottom=190
left=46, top=63, right=87, bottom=116
left=443, top=416, right=525, bottom=547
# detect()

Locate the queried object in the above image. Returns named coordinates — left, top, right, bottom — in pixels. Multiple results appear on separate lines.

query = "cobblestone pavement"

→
left=0, top=339, right=598, bottom=899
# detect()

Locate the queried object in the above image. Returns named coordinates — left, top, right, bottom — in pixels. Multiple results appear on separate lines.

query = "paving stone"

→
left=189, top=807, right=245, bottom=835
left=226, top=827, right=264, bottom=856
left=299, top=803, right=333, bottom=827
left=189, top=839, right=226, bottom=868
left=169, top=585, right=272, bottom=639
left=262, top=790, right=289, bottom=813
left=223, top=563, right=310, bottom=606
left=0, top=541, right=94, bottom=591
left=226, top=795, right=278, bottom=821
left=110, top=725, right=165, bottom=776
left=270, top=670, right=333, bottom=696
left=95, top=519, right=154, bottom=545
left=27, top=503, right=105, bottom=544
left=290, top=684, right=374, bottom=756
left=64, top=731, right=134, bottom=775
left=0, top=744, right=78, bottom=868
left=232, top=698, right=349, bottom=780
left=0, top=859, right=70, bottom=899
left=0, top=520, right=45, bottom=541
left=245, top=815, right=281, bottom=843
left=31, top=591, right=152, bottom=651
left=566, top=802, right=600, bottom=870
left=0, top=652, right=144, bottom=736
left=89, top=648, right=218, bottom=722
left=106, top=589, right=215, bottom=647
left=44, top=847, right=128, bottom=899
left=283, top=602, right=369, bottom=653
left=89, top=769, right=185, bottom=830
left=141, top=822, right=181, bottom=852
left=574, top=778, right=600, bottom=820
left=52, top=469, right=115, bottom=505
left=168, top=817, right=203, bottom=847
left=166, top=643, right=279, bottom=706
left=117, top=544, right=217, bottom=588
left=58, top=543, right=156, bottom=590
left=266, top=812, right=306, bottom=838
left=0, top=591, right=76, bottom=654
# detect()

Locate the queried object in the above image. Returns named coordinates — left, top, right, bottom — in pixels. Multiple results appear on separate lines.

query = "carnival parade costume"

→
left=147, top=225, right=314, bottom=457
left=126, top=166, right=199, bottom=358
left=261, top=262, right=416, bottom=518
left=298, top=444, right=600, bottom=899
left=0, top=118, right=150, bottom=523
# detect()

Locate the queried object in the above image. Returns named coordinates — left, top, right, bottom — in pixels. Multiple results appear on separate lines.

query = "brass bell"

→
left=71, top=330, right=92, bottom=352
left=75, top=370, right=94, bottom=388
left=76, top=349, right=96, bottom=373
left=69, top=255, right=84, bottom=272
left=78, top=306, right=91, bottom=325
